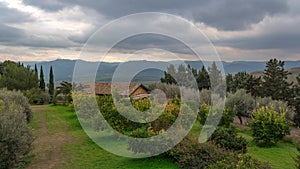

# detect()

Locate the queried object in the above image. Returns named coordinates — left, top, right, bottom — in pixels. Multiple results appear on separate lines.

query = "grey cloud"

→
left=0, top=23, right=73, bottom=48
left=22, top=0, right=288, bottom=31
left=215, top=17, right=300, bottom=51
left=190, top=0, right=288, bottom=30
left=219, top=33, right=300, bottom=50
left=0, top=24, right=25, bottom=43
left=0, top=4, right=34, bottom=23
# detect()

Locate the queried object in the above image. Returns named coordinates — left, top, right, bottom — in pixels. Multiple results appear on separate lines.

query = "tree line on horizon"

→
left=160, top=58, right=300, bottom=126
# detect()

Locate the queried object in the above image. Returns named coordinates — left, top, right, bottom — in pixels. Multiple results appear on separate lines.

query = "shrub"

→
left=0, top=88, right=32, bottom=122
left=127, top=126, right=169, bottom=155
left=226, top=89, right=255, bottom=124
left=23, top=88, right=40, bottom=104
left=199, top=89, right=211, bottom=105
left=148, top=83, right=180, bottom=99
left=39, top=91, right=51, bottom=104
left=0, top=99, right=33, bottom=168
left=209, top=126, right=247, bottom=153
left=166, top=136, right=230, bottom=169
left=249, top=106, right=290, bottom=146
left=206, top=154, right=271, bottom=169
left=198, top=103, right=235, bottom=127
left=255, top=96, right=295, bottom=122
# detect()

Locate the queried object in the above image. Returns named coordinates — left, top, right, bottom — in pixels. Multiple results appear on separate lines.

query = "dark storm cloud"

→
left=109, top=34, right=197, bottom=56
left=215, top=16, right=300, bottom=51
left=0, top=24, right=72, bottom=48
left=218, top=33, right=300, bottom=50
left=0, top=24, right=25, bottom=43
left=22, top=0, right=288, bottom=31
left=0, top=4, right=34, bottom=23
left=190, top=0, right=288, bottom=30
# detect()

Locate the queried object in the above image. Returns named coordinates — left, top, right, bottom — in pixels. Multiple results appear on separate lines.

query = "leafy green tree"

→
left=39, top=65, right=45, bottom=91
left=0, top=61, right=38, bottom=90
left=249, top=106, right=290, bottom=147
left=226, top=89, right=255, bottom=124
left=262, top=59, right=292, bottom=101
left=48, top=66, right=54, bottom=99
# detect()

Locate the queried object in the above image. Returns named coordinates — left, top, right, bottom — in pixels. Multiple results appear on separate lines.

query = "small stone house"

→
left=94, top=82, right=150, bottom=99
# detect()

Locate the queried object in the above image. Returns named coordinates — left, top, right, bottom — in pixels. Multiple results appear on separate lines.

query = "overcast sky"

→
left=0, top=0, right=299, bottom=62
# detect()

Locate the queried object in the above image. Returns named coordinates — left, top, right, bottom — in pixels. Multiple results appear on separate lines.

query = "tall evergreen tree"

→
left=48, top=66, right=54, bottom=98
left=39, top=65, right=45, bottom=91
left=198, top=66, right=210, bottom=90
left=292, top=74, right=300, bottom=126
left=226, top=73, right=234, bottom=92
left=34, top=64, right=39, bottom=88
left=208, top=62, right=224, bottom=94
left=262, top=59, right=292, bottom=101
left=161, top=64, right=177, bottom=84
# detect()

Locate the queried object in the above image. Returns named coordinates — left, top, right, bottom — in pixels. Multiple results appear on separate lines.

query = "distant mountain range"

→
left=23, top=59, right=300, bottom=83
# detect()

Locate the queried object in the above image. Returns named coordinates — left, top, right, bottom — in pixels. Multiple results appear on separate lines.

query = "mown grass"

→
left=30, top=105, right=299, bottom=169
left=31, top=105, right=177, bottom=169
left=237, top=127, right=298, bottom=169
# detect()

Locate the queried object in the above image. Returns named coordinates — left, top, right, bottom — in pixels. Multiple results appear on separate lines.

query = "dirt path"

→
left=26, top=105, right=74, bottom=169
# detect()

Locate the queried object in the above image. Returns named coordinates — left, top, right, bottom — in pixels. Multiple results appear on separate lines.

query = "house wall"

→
left=131, top=87, right=148, bottom=96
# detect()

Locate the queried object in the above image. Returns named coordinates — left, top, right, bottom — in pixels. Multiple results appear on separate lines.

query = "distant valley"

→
left=23, top=59, right=300, bottom=83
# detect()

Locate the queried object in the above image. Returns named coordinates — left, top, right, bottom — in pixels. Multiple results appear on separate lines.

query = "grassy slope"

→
left=30, top=105, right=299, bottom=169
left=238, top=129, right=298, bottom=169
left=30, top=105, right=177, bottom=169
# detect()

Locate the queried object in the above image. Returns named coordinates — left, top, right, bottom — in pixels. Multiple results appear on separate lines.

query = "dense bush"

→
left=148, top=83, right=180, bottom=99
left=255, top=96, right=295, bottom=121
left=226, top=89, right=255, bottom=124
left=0, top=99, right=33, bottom=168
left=166, top=136, right=230, bottom=169
left=209, top=126, right=247, bottom=153
left=93, top=95, right=182, bottom=135
left=199, top=89, right=211, bottom=105
left=249, top=106, right=290, bottom=146
left=0, top=88, right=32, bottom=122
left=39, top=92, right=51, bottom=104
left=206, top=154, right=271, bottom=169
left=198, top=103, right=235, bottom=127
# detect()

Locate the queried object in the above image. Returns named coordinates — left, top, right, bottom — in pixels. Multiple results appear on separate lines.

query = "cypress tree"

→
left=49, top=66, right=54, bottom=98
left=34, top=64, right=39, bottom=88
left=39, top=65, right=45, bottom=91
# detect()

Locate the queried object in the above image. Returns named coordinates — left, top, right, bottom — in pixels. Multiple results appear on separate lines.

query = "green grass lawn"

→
left=30, top=105, right=299, bottom=169
left=30, top=105, right=178, bottom=169
left=237, top=127, right=298, bottom=169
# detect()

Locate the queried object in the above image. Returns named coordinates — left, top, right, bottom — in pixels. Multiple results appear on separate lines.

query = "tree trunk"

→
left=238, top=115, right=243, bottom=125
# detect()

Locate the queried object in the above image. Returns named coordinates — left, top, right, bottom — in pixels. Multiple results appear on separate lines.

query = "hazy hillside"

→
left=23, top=59, right=300, bottom=82
left=252, top=67, right=300, bottom=83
